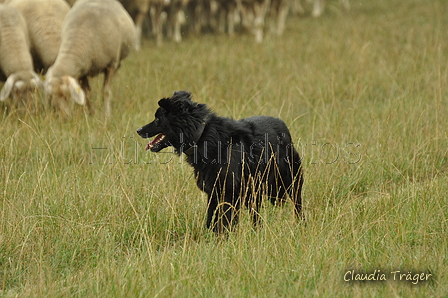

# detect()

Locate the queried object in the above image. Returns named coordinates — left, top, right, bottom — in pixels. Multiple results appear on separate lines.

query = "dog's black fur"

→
left=137, top=91, right=304, bottom=233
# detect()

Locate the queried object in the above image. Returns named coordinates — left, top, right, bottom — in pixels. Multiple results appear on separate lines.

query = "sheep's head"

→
left=0, top=71, right=42, bottom=102
left=44, top=73, right=86, bottom=115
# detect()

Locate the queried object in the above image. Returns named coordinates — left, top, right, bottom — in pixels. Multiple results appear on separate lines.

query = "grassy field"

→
left=1, top=0, right=447, bottom=296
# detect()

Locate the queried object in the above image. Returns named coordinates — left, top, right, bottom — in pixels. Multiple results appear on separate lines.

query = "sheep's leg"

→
left=226, top=4, right=236, bottom=36
left=173, top=10, right=184, bottom=43
left=150, top=4, right=164, bottom=47
left=253, top=0, right=269, bottom=43
left=238, top=3, right=250, bottom=31
left=103, top=66, right=116, bottom=117
left=312, top=0, right=325, bottom=17
left=291, top=0, right=305, bottom=15
left=167, top=1, right=184, bottom=43
left=276, top=0, right=289, bottom=36
left=80, top=77, right=92, bottom=113
left=218, top=7, right=226, bottom=33
left=133, top=12, right=146, bottom=50
left=341, top=0, right=350, bottom=10
left=192, top=0, right=203, bottom=35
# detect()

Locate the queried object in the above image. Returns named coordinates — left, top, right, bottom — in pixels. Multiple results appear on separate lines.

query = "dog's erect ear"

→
left=158, top=91, right=192, bottom=112
left=158, top=97, right=171, bottom=111
left=172, top=91, right=192, bottom=113
left=172, top=90, right=192, bottom=101
left=159, top=98, right=190, bottom=114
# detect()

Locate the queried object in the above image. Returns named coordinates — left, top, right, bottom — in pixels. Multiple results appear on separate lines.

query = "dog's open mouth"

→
left=145, top=133, right=166, bottom=151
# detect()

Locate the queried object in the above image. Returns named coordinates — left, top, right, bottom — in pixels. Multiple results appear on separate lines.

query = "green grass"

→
left=1, top=0, right=447, bottom=296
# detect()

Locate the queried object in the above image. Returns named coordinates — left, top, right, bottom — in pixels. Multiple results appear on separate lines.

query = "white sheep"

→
left=5, top=0, right=70, bottom=74
left=44, top=0, right=136, bottom=116
left=64, top=0, right=148, bottom=51
left=310, top=0, right=350, bottom=18
left=0, top=4, right=41, bottom=101
left=119, top=0, right=150, bottom=50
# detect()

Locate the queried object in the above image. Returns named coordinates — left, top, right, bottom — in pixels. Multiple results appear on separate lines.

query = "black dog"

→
left=137, top=91, right=304, bottom=233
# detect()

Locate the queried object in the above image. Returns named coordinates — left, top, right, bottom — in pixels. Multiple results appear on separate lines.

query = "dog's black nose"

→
left=136, top=127, right=142, bottom=133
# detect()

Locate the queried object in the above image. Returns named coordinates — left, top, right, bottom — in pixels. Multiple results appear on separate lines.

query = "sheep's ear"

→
left=0, top=74, right=17, bottom=101
left=14, top=81, right=25, bottom=90
left=64, top=76, right=85, bottom=105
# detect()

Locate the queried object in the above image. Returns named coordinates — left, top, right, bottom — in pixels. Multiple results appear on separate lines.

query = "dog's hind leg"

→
left=290, top=154, right=305, bottom=221
left=291, top=170, right=304, bottom=221
left=207, top=193, right=241, bottom=233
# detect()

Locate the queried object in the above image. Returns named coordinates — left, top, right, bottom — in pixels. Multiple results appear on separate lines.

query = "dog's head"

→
left=137, top=91, right=209, bottom=153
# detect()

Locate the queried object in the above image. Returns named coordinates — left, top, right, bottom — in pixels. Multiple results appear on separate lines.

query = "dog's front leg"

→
left=219, top=198, right=240, bottom=232
left=206, top=193, right=240, bottom=234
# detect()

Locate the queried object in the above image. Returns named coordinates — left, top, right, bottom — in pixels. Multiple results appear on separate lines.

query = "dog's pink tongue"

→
left=145, top=134, right=164, bottom=151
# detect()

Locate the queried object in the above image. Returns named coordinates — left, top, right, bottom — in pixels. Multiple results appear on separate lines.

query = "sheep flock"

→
left=0, top=0, right=349, bottom=116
